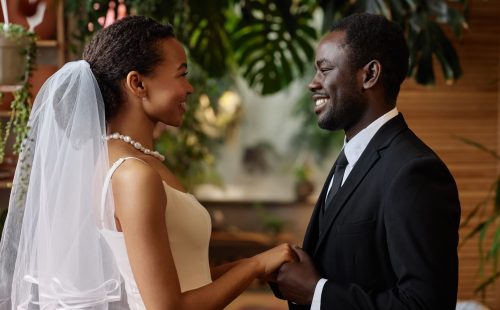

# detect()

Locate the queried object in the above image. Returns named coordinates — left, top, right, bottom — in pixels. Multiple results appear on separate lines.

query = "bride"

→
left=0, top=16, right=295, bottom=309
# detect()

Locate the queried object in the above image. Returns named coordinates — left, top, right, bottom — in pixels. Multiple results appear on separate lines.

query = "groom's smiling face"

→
left=309, top=31, right=366, bottom=133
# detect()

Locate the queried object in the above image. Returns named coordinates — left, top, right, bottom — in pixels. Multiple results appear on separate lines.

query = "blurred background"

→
left=0, top=0, right=499, bottom=309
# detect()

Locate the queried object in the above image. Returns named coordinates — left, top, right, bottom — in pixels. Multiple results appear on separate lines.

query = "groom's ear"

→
left=361, top=60, right=381, bottom=90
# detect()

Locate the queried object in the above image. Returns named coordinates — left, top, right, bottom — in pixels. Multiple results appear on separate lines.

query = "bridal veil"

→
left=0, top=60, right=126, bottom=309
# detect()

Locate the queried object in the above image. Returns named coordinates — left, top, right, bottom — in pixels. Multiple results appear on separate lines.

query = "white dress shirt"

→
left=311, top=107, right=399, bottom=310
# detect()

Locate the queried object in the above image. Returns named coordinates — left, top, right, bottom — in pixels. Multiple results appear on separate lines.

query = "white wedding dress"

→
left=100, top=157, right=213, bottom=309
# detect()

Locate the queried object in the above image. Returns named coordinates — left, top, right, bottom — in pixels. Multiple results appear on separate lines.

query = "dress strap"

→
left=100, top=157, right=149, bottom=228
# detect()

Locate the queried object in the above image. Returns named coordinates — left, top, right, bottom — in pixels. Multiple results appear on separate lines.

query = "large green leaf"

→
left=430, top=21, right=462, bottom=81
left=405, top=15, right=461, bottom=84
left=447, top=7, right=468, bottom=37
left=495, top=179, right=500, bottom=213
left=415, top=48, right=435, bottom=85
left=362, top=0, right=392, bottom=18
left=457, top=137, right=500, bottom=161
left=170, top=0, right=233, bottom=78
left=487, top=224, right=500, bottom=260
left=231, top=0, right=318, bottom=94
left=475, top=271, right=500, bottom=295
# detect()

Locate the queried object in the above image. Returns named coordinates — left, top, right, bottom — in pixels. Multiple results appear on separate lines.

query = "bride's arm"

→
left=113, top=160, right=294, bottom=310
left=211, top=259, right=273, bottom=281
left=211, top=261, right=240, bottom=280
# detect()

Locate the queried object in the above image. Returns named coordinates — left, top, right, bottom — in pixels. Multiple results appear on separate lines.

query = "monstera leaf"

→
left=231, top=0, right=318, bottom=94
left=67, top=0, right=466, bottom=92
left=169, top=0, right=233, bottom=78
left=407, top=18, right=462, bottom=84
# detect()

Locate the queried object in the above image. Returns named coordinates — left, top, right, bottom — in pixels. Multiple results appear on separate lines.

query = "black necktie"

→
left=324, top=149, right=348, bottom=211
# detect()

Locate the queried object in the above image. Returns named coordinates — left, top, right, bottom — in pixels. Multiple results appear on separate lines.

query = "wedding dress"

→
left=100, top=157, right=213, bottom=310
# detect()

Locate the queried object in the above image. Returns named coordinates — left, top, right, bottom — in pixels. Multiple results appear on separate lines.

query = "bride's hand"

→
left=252, top=243, right=297, bottom=278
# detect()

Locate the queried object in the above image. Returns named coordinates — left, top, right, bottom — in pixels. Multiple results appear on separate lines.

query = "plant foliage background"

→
left=65, top=0, right=468, bottom=185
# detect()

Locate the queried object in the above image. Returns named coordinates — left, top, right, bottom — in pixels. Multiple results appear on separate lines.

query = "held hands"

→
left=275, top=245, right=320, bottom=305
left=253, top=243, right=297, bottom=278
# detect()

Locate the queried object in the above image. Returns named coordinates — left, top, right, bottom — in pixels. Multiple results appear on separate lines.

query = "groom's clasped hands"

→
left=268, top=245, right=321, bottom=305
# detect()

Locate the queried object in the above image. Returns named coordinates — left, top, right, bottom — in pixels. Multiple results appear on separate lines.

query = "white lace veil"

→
left=0, top=60, right=126, bottom=309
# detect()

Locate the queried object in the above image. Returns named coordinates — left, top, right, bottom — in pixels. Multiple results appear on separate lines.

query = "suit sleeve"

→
left=320, top=156, right=461, bottom=310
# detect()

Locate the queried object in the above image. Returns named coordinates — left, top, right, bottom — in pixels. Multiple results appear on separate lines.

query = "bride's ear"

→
left=125, top=71, right=147, bottom=98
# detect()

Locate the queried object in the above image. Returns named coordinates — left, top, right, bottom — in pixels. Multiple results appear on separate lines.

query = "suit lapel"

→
left=313, top=114, right=408, bottom=255
left=314, top=149, right=381, bottom=254
left=303, top=158, right=338, bottom=254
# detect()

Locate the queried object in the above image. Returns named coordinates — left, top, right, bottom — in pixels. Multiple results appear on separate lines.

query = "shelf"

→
left=0, top=111, right=12, bottom=117
left=36, top=40, right=58, bottom=48
left=0, top=180, right=12, bottom=189
left=0, top=85, right=22, bottom=92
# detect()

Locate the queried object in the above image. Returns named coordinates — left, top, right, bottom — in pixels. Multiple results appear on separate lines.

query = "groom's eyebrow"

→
left=177, top=63, right=188, bottom=70
left=316, top=59, right=333, bottom=67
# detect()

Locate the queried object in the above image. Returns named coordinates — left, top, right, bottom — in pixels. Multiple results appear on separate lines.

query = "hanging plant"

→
left=0, top=23, right=36, bottom=163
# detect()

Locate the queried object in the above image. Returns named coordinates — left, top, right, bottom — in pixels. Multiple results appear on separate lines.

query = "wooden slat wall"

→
left=398, top=0, right=500, bottom=307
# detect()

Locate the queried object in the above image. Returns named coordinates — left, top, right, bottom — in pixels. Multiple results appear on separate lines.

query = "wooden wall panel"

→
left=398, top=0, right=499, bottom=307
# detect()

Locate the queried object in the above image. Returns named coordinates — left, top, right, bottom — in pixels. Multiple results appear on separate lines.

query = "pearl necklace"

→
left=105, top=132, right=165, bottom=161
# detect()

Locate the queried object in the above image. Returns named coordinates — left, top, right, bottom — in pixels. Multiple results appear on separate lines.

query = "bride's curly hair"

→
left=83, top=16, right=175, bottom=121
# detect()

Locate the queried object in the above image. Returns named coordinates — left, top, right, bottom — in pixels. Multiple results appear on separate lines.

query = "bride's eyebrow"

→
left=177, top=63, right=188, bottom=71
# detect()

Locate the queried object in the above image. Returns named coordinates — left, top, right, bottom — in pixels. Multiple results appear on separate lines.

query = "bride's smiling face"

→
left=141, top=38, right=194, bottom=127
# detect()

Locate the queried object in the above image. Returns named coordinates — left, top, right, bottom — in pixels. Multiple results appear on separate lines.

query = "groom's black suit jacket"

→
left=292, top=114, right=460, bottom=310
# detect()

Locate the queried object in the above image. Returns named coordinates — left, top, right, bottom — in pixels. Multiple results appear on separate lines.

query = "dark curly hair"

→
left=83, top=16, right=175, bottom=121
left=331, top=13, right=409, bottom=103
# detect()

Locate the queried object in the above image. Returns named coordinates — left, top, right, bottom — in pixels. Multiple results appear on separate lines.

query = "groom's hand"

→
left=276, top=245, right=320, bottom=305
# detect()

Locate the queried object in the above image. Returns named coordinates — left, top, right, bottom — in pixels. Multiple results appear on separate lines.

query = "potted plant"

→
left=294, top=163, right=315, bottom=202
left=0, top=22, right=36, bottom=163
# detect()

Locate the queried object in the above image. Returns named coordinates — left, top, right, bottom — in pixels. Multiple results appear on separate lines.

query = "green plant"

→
left=64, top=0, right=469, bottom=183
left=65, top=0, right=318, bottom=95
left=294, top=163, right=312, bottom=184
left=459, top=137, right=500, bottom=296
left=0, top=23, right=36, bottom=163
left=66, top=0, right=467, bottom=93
left=294, top=162, right=315, bottom=201
left=254, top=203, right=286, bottom=235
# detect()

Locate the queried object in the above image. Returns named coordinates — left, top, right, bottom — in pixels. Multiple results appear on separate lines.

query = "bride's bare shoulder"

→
left=110, top=158, right=167, bottom=212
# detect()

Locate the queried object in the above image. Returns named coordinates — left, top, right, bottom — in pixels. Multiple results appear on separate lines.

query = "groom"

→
left=273, top=13, right=461, bottom=309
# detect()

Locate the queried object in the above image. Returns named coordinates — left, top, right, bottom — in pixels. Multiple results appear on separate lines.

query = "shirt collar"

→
left=343, top=107, right=399, bottom=166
